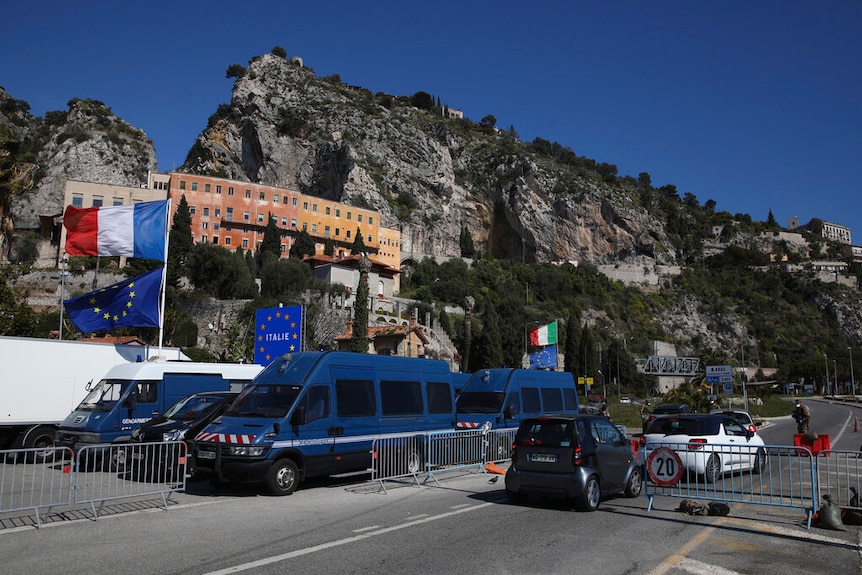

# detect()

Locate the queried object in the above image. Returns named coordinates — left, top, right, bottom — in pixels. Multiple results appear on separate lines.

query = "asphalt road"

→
left=0, top=397, right=860, bottom=575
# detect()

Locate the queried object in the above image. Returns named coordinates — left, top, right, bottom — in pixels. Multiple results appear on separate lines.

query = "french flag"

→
left=64, top=200, right=169, bottom=261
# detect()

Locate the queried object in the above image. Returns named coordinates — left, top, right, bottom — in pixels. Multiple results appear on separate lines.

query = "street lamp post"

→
left=824, top=353, right=830, bottom=395
left=850, top=347, right=856, bottom=397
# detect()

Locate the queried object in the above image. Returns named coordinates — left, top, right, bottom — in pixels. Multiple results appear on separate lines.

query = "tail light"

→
left=638, top=436, right=646, bottom=447
left=511, top=444, right=517, bottom=464
left=748, top=424, right=757, bottom=434
left=572, top=446, right=583, bottom=466
left=688, top=438, right=707, bottom=450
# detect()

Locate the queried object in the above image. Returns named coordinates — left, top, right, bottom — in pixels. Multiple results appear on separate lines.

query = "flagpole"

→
left=157, top=199, right=171, bottom=357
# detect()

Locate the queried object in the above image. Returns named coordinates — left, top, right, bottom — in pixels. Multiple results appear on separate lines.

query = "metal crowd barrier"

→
left=816, top=450, right=862, bottom=511
left=644, top=442, right=817, bottom=528
left=0, top=446, right=74, bottom=527
left=369, top=427, right=517, bottom=491
left=1, top=441, right=187, bottom=528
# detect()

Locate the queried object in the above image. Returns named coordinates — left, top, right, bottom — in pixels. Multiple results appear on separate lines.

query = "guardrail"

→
left=1, top=441, right=187, bottom=528
left=369, top=434, right=425, bottom=492
left=643, top=442, right=817, bottom=528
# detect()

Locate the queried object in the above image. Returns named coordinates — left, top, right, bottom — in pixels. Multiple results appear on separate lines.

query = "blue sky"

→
left=2, top=1, right=859, bottom=235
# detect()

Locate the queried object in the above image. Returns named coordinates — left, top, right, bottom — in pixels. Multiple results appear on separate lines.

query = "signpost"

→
left=646, top=446, right=684, bottom=487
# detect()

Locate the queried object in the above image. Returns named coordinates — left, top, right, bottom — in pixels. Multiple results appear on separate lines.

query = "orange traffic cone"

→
left=855, top=417, right=860, bottom=433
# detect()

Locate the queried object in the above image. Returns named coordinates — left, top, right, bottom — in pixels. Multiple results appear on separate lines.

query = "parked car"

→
left=643, top=403, right=693, bottom=430
left=129, top=391, right=238, bottom=480
left=504, top=414, right=642, bottom=511
left=709, top=409, right=762, bottom=432
left=640, top=414, right=766, bottom=483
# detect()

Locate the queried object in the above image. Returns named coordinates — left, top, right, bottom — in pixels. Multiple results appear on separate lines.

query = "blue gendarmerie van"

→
left=192, top=351, right=460, bottom=495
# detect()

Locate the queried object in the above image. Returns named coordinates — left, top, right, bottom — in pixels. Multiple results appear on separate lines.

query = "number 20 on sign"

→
left=646, top=446, right=684, bottom=487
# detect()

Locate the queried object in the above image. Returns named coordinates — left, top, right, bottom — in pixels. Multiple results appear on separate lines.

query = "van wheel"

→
left=23, top=426, right=57, bottom=463
left=267, top=459, right=299, bottom=496
left=576, top=476, right=601, bottom=511
left=752, top=448, right=766, bottom=474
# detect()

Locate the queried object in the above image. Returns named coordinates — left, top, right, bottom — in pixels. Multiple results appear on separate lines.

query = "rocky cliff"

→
left=182, top=53, right=675, bottom=266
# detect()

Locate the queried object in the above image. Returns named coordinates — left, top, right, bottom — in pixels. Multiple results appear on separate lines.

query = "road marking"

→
left=352, top=525, right=380, bottom=533
left=722, top=517, right=857, bottom=547
left=675, top=557, right=743, bottom=575
left=202, top=502, right=495, bottom=574
left=645, top=515, right=731, bottom=575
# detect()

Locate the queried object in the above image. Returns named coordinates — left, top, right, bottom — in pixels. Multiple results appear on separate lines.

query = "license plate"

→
left=529, top=453, right=557, bottom=463
left=198, top=451, right=216, bottom=460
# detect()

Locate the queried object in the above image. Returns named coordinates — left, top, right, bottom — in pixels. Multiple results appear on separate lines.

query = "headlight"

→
left=229, top=445, right=268, bottom=457
left=163, top=429, right=186, bottom=442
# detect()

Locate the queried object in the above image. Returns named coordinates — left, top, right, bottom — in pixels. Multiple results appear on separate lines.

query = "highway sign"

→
left=706, top=364, right=733, bottom=384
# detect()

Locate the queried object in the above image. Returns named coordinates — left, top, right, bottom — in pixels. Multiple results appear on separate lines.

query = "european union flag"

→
left=255, top=305, right=303, bottom=366
left=529, top=345, right=558, bottom=370
left=64, top=268, right=162, bottom=333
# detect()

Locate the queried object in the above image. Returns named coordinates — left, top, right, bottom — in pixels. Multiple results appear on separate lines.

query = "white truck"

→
left=0, top=335, right=190, bottom=457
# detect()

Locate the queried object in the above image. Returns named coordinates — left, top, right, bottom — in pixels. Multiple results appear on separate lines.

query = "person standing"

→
left=641, top=400, right=653, bottom=432
left=793, top=399, right=811, bottom=434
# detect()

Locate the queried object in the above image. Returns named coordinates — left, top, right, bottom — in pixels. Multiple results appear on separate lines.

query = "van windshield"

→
left=456, top=391, right=505, bottom=414
left=224, top=384, right=301, bottom=419
left=76, top=380, right=127, bottom=412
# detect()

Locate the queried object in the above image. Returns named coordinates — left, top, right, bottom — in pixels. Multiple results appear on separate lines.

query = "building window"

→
left=336, top=209, right=341, bottom=217
left=312, top=224, right=317, bottom=232
left=92, top=196, right=103, bottom=207
left=257, top=214, right=264, bottom=223
left=281, top=217, right=287, bottom=226
left=244, top=211, right=250, bottom=221
left=325, top=226, right=330, bottom=238
left=283, top=196, right=289, bottom=204
left=302, top=222, right=308, bottom=231
left=205, top=183, right=211, bottom=193
left=243, top=228, right=249, bottom=234
left=202, top=222, right=208, bottom=229
left=346, top=230, right=351, bottom=239
left=292, top=197, right=298, bottom=206
left=273, top=194, right=279, bottom=203
left=245, top=189, right=251, bottom=198
left=191, top=182, right=198, bottom=191
left=113, top=197, right=123, bottom=206
left=226, top=207, right=233, bottom=221
left=214, top=223, right=220, bottom=230
left=303, top=202, right=309, bottom=210
left=326, top=206, right=331, bottom=215
left=291, top=219, right=297, bottom=228
left=179, top=181, right=186, bottom=190
left=225, top=237, right=231, bottom=245
left=216, top=185, right=222, bottom=194
left=259, top=191, right=265, bottom=201
left=213, top=236, right=219, bottom=245
left=214, top=209, right=221, bottom=218
left=280, top=245, right=286, bottom=253
left=335, top=227, right=340, bottom=236
left=368, top=235, right=372, bottom=243
left=228, top=186, right=234, bottom=196
left=347, top=212, right=352, bottom=220
left=369, top=217, right=373, bottom=225
left=358, top=214, right=362, bottom=223
left=201, top=235, right=207, bottom=243
left=72, top=195, right=83, bottom=208
left=189, top=206, right=196, bottom=215
left=203, top=207, right=209, bottom=216
left=312, top=204, right=318, bottom=213
left=242, top=239, right=248, bottom=248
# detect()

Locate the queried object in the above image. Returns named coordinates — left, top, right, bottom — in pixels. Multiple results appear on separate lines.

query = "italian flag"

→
left=529, top=320, right=558, bottom=346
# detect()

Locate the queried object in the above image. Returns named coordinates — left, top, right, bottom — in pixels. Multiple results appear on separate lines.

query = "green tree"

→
left=0, top=268, right=38, bottom=336
left=409, top=91, right=434, bottom=110
left=187, top=244, right=257, bottom=299
left=323, top=239, right=335, bottom=256
left=474, top=301, right=504, bottom=368
left=767, top=209, right=778, bottom=228
left=289, top=229, right=316, bottom=259
left=479, top=114, right=497, bottom=133
left=260, top=257, right=312, bottom=298
left=225, top=64, right=246, bottom=79
left=350, top=227, right=367, bottom=255
left=260, top=213, right=282, bottom=262
left=563, top=314, right=581, bottom=378
left=271, top=46, right=287, bottom=58
left=459, top=225, right=475, bottom=258
left=350, top=263, right=370, bottom=353
left=167, top=194, right=193, bottom=288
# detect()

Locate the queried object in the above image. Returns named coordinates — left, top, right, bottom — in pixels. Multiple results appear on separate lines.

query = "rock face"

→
left=1, top=90, right=156, bottom=229
left=183, top=54, right=675, bottom=266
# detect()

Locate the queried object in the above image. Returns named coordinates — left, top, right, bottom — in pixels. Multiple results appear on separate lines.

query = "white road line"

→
left=676, top=557, right=744, bottom=575
left=352, top=525, right=380, bottom=533
left=202, top=502, right=495, bottom=575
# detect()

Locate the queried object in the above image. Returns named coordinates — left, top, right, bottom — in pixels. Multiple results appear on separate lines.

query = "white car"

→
left=641, top=414, right=766, bottom=483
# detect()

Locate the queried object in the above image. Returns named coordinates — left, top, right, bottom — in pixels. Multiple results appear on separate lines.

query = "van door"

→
left=291, top=384, right=334, bottom=477
left=330, top=367, right=379, bottom=473
left=119, top=381, right=159, bottom=439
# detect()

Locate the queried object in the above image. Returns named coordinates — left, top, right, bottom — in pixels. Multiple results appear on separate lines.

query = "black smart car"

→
left=505, top=414, right=642, bottom=511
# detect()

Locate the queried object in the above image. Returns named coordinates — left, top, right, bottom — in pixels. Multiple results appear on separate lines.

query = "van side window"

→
left=426, top=381, right=453, bottom=414
left=380, top=380, right=422, bottom=415
left=504, top=393, right=521, bottom=416
left=541, top=387, right=563, bottom=412
left=563, top=388, right=577, bottom=410
left=335, top=379, right=376, bottom=417
left=522, top=387, right=541, bottom=413
left=300, top=386, right=330, bottom=422
left=136, top=382, right=157, bottom=403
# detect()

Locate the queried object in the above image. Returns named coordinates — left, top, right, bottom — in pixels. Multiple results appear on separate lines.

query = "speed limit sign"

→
left=646, top=446, right=684, bottom=486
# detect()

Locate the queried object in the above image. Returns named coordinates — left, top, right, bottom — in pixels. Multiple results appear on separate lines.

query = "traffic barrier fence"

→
left=816, top=450, right=862, bottom=512
left=1, top=441, right=187, bottom=527
left=643, top=442, right=817, bottom=528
